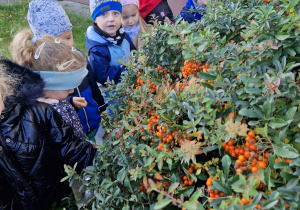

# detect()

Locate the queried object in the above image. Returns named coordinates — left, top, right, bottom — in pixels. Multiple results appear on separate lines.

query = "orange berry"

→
left=285, top=159, right=291, bottom=163
left=188, top=168, right=193, bottom=173
left=239, top=148, right=245, bottom=155
left=249, top=145, right=257, bottom=151
left=275, top=158, right=280, bottom=163
left=248, top=131, right=255, bottom=138
left=251, top=165, right=259, bottom=173
left=244, top=151, right=250, bottom=159
left=238, top=155, right=245, bottom=162
left=241, top=197, right=249, bottom=205
left=188, top=180, right=193, bottom=185
left=184, top=180, right=188, bottom=185
left=183, top=176, right=188, bottom=181
left=257, top=161, right=266, bottom=169
left=245, top=136, right=253, bottom=142
left=264, top=152, right=269, bottom=159
left=191, top=163, right=195, bottom=168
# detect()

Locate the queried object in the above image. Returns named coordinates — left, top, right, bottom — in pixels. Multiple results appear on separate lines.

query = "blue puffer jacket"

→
left=178, top=0, right=206, bottom=23
left=86, top=26, right=136, bottom=86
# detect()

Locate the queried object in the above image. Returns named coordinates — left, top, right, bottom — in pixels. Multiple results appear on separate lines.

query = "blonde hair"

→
left=11, top=30, right=87, bottom=72
left=0, top=63, right=18, bottom=102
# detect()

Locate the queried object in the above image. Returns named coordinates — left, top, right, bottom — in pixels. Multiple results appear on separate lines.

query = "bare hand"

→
left=73, top=97, right=87, bottom=109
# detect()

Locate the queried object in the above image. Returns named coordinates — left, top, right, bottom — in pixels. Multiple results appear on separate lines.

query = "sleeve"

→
left=88, top=46, right=127, bottom=86
left=45, top=104, right=97, bottom=172
left=86, top=63, right=108, bottom=113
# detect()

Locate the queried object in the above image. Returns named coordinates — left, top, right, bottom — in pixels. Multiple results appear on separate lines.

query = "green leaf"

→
left=286, top=178, right=299, bottom=189
left=252, top=193, right=262, bottom=204
left=273, top=143, right=299, bottom=158
left=148, top=179, right=157, bottom=189
left=183, top=201, right=197, bottom=210
left=189, top=190, right=202, bottom=202
left=222, top=155, right=231, bottom=180
left=145, top=157, right=155, bottom=167
left=154, top=198, right=172, bottom=209
left=167, top=38, right=181, bottom=45
left=168, top=182, right=179, bottom=193
left=239, top=174, right=247, bottom=186
left=269, top=118, right=287, bottom=129
left=117, top=167, right=127, bottom=182
left=239, top=109, right=260, bottom=118
left=166, top=158, right=172, bottom=170
left=212, top=179, right=231, bottom=195
left=283, top=107, right=297, bottom=121
left=60, top=176, right=70, bottom=182
left=179, top=186, right=195, bottom=196
left=262, top=199, right=278, bottom=209
left=285, top=48, right=296, bottom=57
left=288, top=0, right=300, bottom=10
left=197, top=72, right=216, bottom=80
left=275, top=33, right=290, bottom=40
left=274, top=161, right=289, bottom=169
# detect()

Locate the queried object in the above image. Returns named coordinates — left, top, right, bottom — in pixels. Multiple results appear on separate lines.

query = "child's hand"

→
left=73, top=97, right=87, bottom=109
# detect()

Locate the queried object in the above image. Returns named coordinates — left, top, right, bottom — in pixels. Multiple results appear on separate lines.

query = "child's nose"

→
left=108, top=14, right=114, bottom=21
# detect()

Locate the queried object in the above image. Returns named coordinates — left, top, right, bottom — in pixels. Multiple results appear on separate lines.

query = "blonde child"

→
left=28, top=0, right=108, bottom=144
left=12, top=30, right=88, bottom=141
left=120, top=0, right=150, bottom=49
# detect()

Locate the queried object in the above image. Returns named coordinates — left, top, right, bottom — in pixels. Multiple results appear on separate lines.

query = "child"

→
left=139, top=0, right=174, bottom=24
left=12, top=30, right=87, bottom=141
left=178, top=0, right=210, bottom=23
left=87, top=0, right=136, bottom=87
left=120, top=0, right=150, bottom=49
left=0, top=59, right=96, bottom=209
left=27, top=0, right=107, bottom=143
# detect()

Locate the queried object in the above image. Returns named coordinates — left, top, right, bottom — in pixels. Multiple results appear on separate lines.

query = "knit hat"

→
left=90, top=0, right=122, bottom=21
left=27, top=0, right=72, bottom=39
left=120, top=0, right=139, bottom=8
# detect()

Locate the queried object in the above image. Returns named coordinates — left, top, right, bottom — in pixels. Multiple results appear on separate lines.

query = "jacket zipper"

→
left=77, top=87, right=91, bottom=132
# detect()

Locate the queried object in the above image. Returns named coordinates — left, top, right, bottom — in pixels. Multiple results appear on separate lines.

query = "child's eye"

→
left=114, top=12, right=119, bottom=15
left=101, top=13, right=107, bottom=16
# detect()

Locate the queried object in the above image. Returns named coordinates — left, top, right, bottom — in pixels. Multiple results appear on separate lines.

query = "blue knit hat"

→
left=27, top=0, right=72, bottom=39
left=90, top=0, right=122, bottom=21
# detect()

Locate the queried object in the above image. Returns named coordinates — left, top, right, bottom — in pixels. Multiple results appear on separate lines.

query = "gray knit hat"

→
left=28, top=0, right=72, bottom=39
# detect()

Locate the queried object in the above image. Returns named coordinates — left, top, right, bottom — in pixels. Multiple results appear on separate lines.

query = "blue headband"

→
left=92, top=1, right=122, bottom=20
left=36, top=68, right=88, bottom=90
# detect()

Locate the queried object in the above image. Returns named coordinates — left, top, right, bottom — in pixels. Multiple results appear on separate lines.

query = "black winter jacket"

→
left=0, top=60, right=97, bottom=209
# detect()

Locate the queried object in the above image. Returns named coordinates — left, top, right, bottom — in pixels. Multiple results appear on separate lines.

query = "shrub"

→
left=65, top=0, right=300, bottom=209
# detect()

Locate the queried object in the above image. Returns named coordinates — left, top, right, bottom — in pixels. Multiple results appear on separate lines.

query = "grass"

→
left=0, top=0, right=93, bottom=59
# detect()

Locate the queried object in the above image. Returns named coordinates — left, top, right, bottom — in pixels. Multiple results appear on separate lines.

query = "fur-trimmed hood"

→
left=0, top=59, right=45, bottom=107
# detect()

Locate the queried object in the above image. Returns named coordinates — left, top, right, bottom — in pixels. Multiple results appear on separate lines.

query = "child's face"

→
left=122, top=4, right=139, bottom=28
left=57, top=30, right=74, bottom=46
left=95, top=10, right=122, bottom=36
left=197, top=0, right=211, bottom=6
left=44, top=89, right=74, bottom=100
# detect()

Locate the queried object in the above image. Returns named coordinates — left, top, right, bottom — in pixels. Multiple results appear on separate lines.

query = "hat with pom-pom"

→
left=90, top=0, right=122, bottom=21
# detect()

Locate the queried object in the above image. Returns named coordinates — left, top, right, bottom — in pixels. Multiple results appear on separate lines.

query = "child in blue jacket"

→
left=178, top=0, right=210, bottom=23
left=28, top=0, right=107, bottom=143
left=86, top=0, right=136, bottom=87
